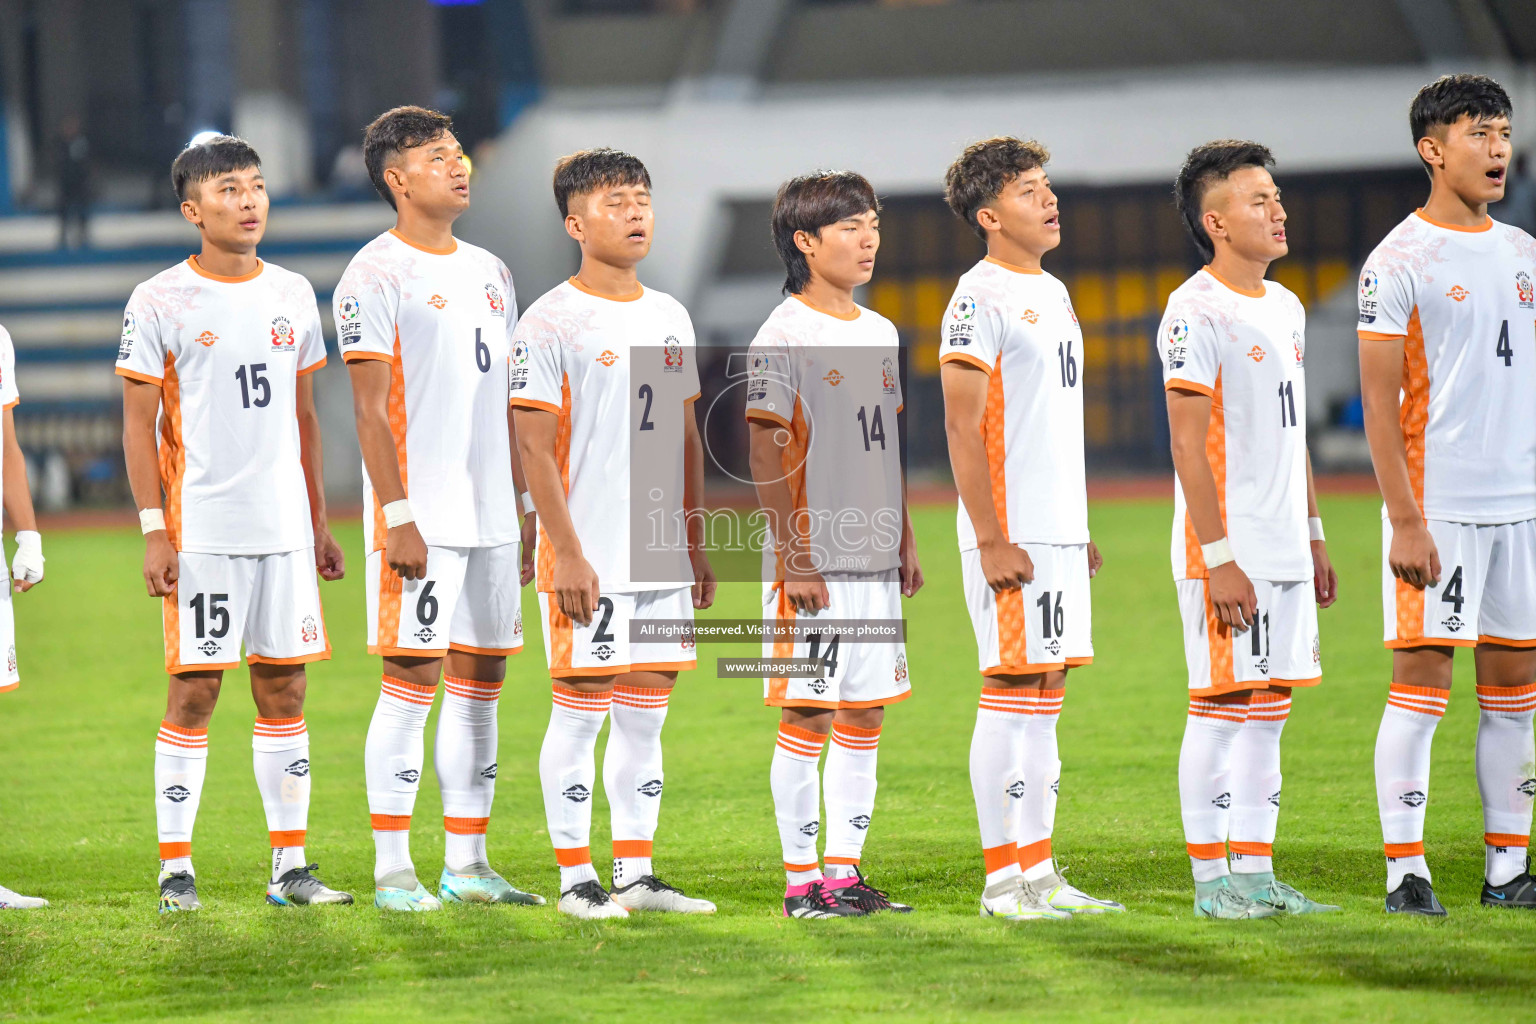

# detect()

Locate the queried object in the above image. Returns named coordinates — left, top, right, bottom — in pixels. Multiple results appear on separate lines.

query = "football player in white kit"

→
left=340, top=107, right=541, bottom=911
left=513, top=149, right=717, bottom=919
left=747, top=170, right=922, bottom=919
left=118, top=137, right=351, bottom=911
left=1359, top=75, right=1536, bottom=914
left=0, top=320, right=48, bottom=910
left=939, top=138, right=1119, bottom=921
left=1160, top=140, right=1339, bottom=919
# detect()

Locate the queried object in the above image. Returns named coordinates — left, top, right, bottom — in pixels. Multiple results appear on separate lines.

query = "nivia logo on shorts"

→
left=850, top=814, right=871, bottom=831
left=481, top=763, right=497, bottom=779
left=1006, top=781, right=1026, bottom=799
left=593, top=643, right=614, bottom=662
left=415, top=626, right=436, bottom=643
left=1256, top=657, right=1269, bottom=674
left=1045, top=638, right=1062, bottom=656
left=198, top=640, right=220, bottom=657
left=638, top=779, right=663, bottom=797
left=799, top=821, right=820, bottom=837
left=1212, top=792, right=1231, bottom=809
left=563, top=784, right=590, bottom=803
left=285, top=758, right=309, bottom=778
left=1442, top=615, right=1464, bottom=633
left=1400, top=790, right=1426, bottom=807
left=163, top=784, right=190, bottom=803
left=395, top=769, right=420, bottom=784
left=809, top=678, right=829, bottom=694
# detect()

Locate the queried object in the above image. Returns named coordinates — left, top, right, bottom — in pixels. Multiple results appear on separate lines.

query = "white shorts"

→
left=961, top=543, right=1093, bottom=676
left=0, top=582, right=17, bottom=692
left=367, top=543, right=524, bottom=658
left=1176, top=577, right=1321, bottom=696
left=164, top=549, right=330, bottom=675
left=761, top=570, right=912, bottom=710
left=537, top=587, right=696, bottom=678
left=1383, top=518, right=1536, bottom=650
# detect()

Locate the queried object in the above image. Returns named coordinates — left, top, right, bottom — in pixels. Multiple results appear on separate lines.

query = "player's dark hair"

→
left=943, top=137, right=1050, bottom=242
left=1409, top=74, right=1512, bottom=177
left=552, top=148, right=652, bottom=218
left=171, top=135, right=261, bottom=202
left=363, top=105, right=455, bottom=209
left=1174, top=140, right=1275, bottom=263
left=771, top=170, right=880, bottom=295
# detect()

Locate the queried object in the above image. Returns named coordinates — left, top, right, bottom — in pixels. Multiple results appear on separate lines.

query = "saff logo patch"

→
left=1359, top=269, right=1379, bottom=324
left=1166, top=318, right=1190, bottom=369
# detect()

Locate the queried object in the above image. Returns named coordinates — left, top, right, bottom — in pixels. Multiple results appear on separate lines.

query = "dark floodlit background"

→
left=0, top=0, right=1533, bottom=509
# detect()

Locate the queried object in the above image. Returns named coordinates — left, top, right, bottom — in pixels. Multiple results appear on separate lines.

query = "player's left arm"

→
left=508, top=404, right=537, bottom=587
left=296, top=373, right=343, bottom=581
left=683, top=399, right=715, bottom=610
left=897, top=470, right=922, bottom=598
left=1, top=406, right=42, bottom=592
left=1304, top=448, right=1337, bottom=608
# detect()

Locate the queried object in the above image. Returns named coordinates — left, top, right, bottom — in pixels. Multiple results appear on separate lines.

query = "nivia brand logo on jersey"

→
left=596, top=350, right=619, bottom=367
left=1166, top=318, right=1190, bottom=369
left=662, top=335, right=684, bottom=372
left=337, top=295, right=362, bottom=345
left=195, top=330, right=219, bottom=348
left=1358, top=269, right=1379, bottom=324
left=1021, top=309, right=1040, bottom=324
left=428, top=294, right=447, bottom=310
left=881, top=357, right=897, bottom=395
left=485, top=283, right=506, bottom=316
left=1247, top=346, right=1266, bottom=363
left=1518, top=271, right=1534, bottom=309
left=823, top=369, right=844, bottom=386
left=1446, top=285, right=1469, bottom=302
left=120, top=311, right=137, bottom=360
left=270, top=316, right=296, bottom=351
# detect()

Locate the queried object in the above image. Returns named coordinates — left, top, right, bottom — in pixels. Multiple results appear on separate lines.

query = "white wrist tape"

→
left=382, top=499, right=414, bottom=529
left=521, top=491, right=537, bottom=516
left=1309, top=517, right=1326, bottom=542
left=139, top=508, right=166, bottom=534
left=11, top=530, right=42, bottom=584
left=1201, top=537, right=1235, bottom=570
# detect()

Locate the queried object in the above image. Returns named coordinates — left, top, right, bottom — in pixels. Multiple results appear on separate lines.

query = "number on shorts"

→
left=190, top=592, right=230, bottom=639
left=806, top=632, right=841, bottom=678
left=1440, top=566, right=1466, bottom=614
left=1249, top=610, right=1271, bottom=657
left=1036, top=590, right=1064, bottom=638
left=592, top=597, right=615, bottom=642
left=417, top=580, right=439, bottom=625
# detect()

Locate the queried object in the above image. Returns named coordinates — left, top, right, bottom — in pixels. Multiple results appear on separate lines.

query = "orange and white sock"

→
left=253, top=715, right=310, bottom=881
left=771, top=722, right=827, bottom=886
left=1179, top=696, right=1247, bottom=883
left=438, top=675, right=502, bottom=875
left=1375, top=682, right=1447, bottom=890
left=972, top=687, right=1030, bottom=887
left=1229, top=691, right=1289, bottom=876
left=1019, top=688, right=1063, bottom=882
left=540, top=683, right=611, bottom=891
left=365, top=676, right=436, bottom=885
left=155, top=720, right=208, bottom=877
left=823, top=722, right=880, bottom=880
left=606, top=685, right=671, bottom=888
left=1476, top=683, right=1536, bottom=886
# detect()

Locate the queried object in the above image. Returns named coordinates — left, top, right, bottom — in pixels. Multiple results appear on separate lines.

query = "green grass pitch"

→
left=1, top=494, right=1533, bottom=1022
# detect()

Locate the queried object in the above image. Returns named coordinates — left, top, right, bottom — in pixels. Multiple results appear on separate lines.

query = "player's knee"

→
left=167, top=672, right=222, bottom=722
left=781, top=705, right=833, bottom=735
left=833, top=706, right=884, bottom=730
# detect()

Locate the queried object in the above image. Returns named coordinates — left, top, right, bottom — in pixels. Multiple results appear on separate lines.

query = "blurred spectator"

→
left=1504, top=153, right=1536, bottom=236
left=57, top=115, right=91, bottom=249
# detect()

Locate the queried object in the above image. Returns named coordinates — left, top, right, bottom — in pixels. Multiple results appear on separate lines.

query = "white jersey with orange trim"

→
left=744, top=295, right=904, bottom=576
left=115, top=258, right=326, bottom=555
left=0, top=326, right=19, bottom=691
left=938, top=257, right=1088, bottom=549
left=0, top=325, right=18, bottom=517
left=1157, top=268, right=1311, bottom=583
left=510, top=278, right=700, bottom=593
left=1357, top=211, right=1536, bottom=525
left=333, top=229, right=520, bottom=551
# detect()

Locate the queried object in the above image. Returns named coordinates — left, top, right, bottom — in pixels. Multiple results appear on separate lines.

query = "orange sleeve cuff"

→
left=116, top=367, right=163, bottom=385
left=341, top=350, right=393, bottom=364
left=938, top=351, right=993, bottom=374
left=297, top=356, right=327, bottom=376
left=746, top=409, right=791, bottom=428
left=510, top=397, right=562, bottom=415
left=1165, top=378, right=1215, bottom=397
left=1358, top=330, right=1407, bottom=342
